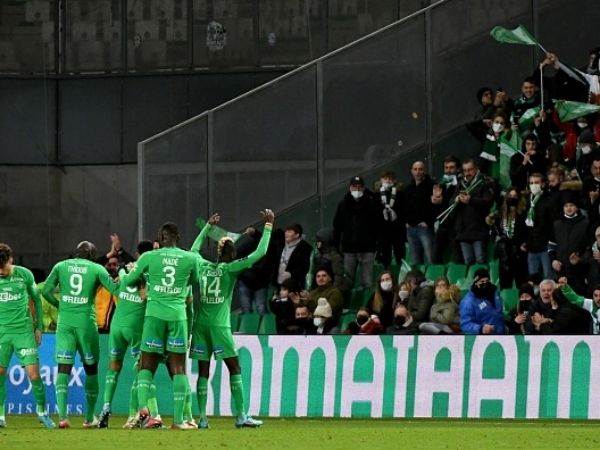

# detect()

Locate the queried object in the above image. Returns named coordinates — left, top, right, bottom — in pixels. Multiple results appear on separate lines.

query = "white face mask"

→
left=492, top=122, right=505, bottom=133
left=578, top=121, right=588, bottom=129
left=399, top=290, right=409, bottom=300
left=381, top=181, right=393, bottom=190
left=350, top=190, right=363, bottom=199
left=313, top=317, right=324, bottom=327
left=581, top=145, right=592, bottom=155
left=380, top=280, right=393, bottom=291
left=529, top=183, right=542, bottom=195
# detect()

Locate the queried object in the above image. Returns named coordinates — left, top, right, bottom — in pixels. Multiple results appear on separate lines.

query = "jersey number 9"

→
left=69, top=274, right=83, bottom=296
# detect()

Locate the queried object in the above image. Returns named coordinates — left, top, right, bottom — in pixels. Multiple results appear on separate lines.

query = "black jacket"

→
left=509, top=152, right=548, bottom=191
left=452, top=174, right=494, bottom=242
left=582, top=176, right=600, bottom=228
left=237, top=230, right=279, bottom=291
left=272, top=238, right=313, bottom=288
left=538, top=303, right=591, bottom=335
left=333, top=190, right=381, bottom=253
left=403, top=175, right=436, bottom=227
left=549, top=213, right=589, bottom=264
left=525, top=192, right=556, bottom=253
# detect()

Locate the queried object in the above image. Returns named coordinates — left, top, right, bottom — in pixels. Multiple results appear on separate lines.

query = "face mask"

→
left=351, top=190, right=363, bottom=199
left=313, top=317, right=324, bottom=327
left=380, top=280, right=393, bottom=291
left=492, top=122, right=505, bottom=133
left=381, top=182, right=393, bottom=189
left=473, top=281, right=495, bottom=298
left=356, top=315, right=369, bottom=326
left=394, top=316, right=406, bottom=327
left=581, top=145, right=592, bottom=155
left=578, top=121, right=588, bottom=129
left=399, top=290, right=409, bottom=300
left=279, top=297, right=288, bottom=302
left=529, top=184, right=542, bottom=195
left=506, top=197, right=519, bottom=207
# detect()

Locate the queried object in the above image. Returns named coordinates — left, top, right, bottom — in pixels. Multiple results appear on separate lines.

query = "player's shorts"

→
left=140, top=316, right=187, bottom=355
left=108, top=326, right=142, bottom=361
left=0, top=331, right=39, bottom=367
left=189, top=325, right=237, bottom=361
left=55, top=322, right=99, bottom=366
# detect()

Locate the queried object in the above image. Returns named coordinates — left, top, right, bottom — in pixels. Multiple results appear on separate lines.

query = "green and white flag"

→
left=490, top=25, right=538, bottom=46
left=195, top=217, right=241, bottom=242
left=499, top=131, right=522, bottom=189
left=518, top=106, right=541, bottom=130
left=553, top=99, right=600, bottom=122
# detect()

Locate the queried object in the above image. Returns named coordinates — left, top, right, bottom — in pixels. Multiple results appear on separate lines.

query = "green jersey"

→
left=191, top=223, right=272, bottom=327
left=111, top=268, right=146, bottom=330
left=42, top=258, right=118, bottom=326
left=0, top=265, right=43, bottom=333
left=123, top=247, right=198, bottom=321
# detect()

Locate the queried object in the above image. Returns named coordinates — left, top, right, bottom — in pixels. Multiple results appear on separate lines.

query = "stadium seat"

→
left=459, top=263, right=488, bottom=289
left=489, top=259, right=500, bottom=286
left=230, top=312, right=241, bottom=332
left=349, top=287, right=374, bottom=311
left=396, top=260, right=412, bottom=283
left=446, top=263, right=467, bottom=285
left=258, top=314, right=277, bottom=334
left=372, top=262, right=385, bottom=281
left=501, top=288, right=519, bottom=318
left=340, top=311, right=356, bottom=332
left=425, top=264, right=446, bottom=281
left=415, top=264, right=427, bottom=275
left=237, top=312, right=261, bottom=334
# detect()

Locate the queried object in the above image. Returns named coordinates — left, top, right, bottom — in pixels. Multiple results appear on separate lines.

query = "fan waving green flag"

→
left=490, top=25, right=539, bottom=46
left=554, top=99, right=600, bottom=122
left=499, top=131, right=522, bottom=189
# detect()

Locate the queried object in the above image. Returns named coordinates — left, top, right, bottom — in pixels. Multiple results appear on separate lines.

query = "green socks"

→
left=230, top=374, right=245, bottom=419
left=84, top=374, right=99, bottom=422
left=56, top=373, right=69, bottom=420
left=173, top=375, right=187, bottom=425
left=0, top=374, right=6, bottom=417
left=137, top=369, right=153, bottom=410
left=102, top=369, right=119, bottom=408
left=184, top=379, right=193, bottom=422
left=147, top=383, right=158, bottom=417
left=128, top=377, right=139, bottom=417
left=197, top=377, right=208, bottom=420
left=31, top=378, right=46, bottom=415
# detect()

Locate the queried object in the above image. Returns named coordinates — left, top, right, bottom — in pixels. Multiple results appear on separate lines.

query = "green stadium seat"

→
left=258, top=314, right=277, bottom=334
left=501, top=288, right=519, bottom=319
left=237, top=312, right=261, bottom=334
left=230, top=312, right=241, bottom=332
left=341, top=312, right=356, bottom=332
left=458, top=263, right=488, bottom=289
left=446, top=263, right=467, bottom=285
left=372, top=262, right=385, bottom=281
left=396, top=260, right=412, bottom=283
left=425, top=264, right=446, bottom=281
left=489, top=259, right=500, bottom=286
left=415, top=264, right=427, bottom=275
left=349, top=287, right=374, bottom=311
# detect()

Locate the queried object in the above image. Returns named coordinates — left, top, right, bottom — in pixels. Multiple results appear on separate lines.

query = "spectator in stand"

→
left=467, top=87, right=513, bottom=143
left=576, top=129, right=600, bottom=180
left=97, top=233, right=134, bottom=266
left=506, top=283, right=536, bottom=335
left=304, top=267, right=343, bottom=334
left=274, top=223, right=312, bottom=290
left=549, top=192, right=590, bottom=294
left=588, top=226, right=600, bottom=287
left=104, top=256, right=119, bottom=279
left=489, top=187, right=528, bottom=289
left=402, top=270, right=434, bottom=324
left=386, top=303, right=419, bottom=335
left=581, top=156, right=600, bottom=231
left=431, top=154, right=462, bottom=263
left=546, top=166, right=565, bottom=218
left=333, top=176, right=380, bottom=289
left=375, top=170, right=405, bottom=268
left=586, top=47, right=600, bottom=76
left=452, top=159, right=494, bottom=265
left=285, top=305, right=316, bottom=335
left=345, top=308, right=383, bottom=335
left=419, top=277, right=460, bottom=335
left=460, top=268, right=504, bottom=335
left=478, top=113, right=508, bottom=179
left=527, top=279, right=590, bottom=334
left=236, top=226, right=278, bottom=315
left=509, top=134, right=548, bottom=191
left=560, top=278, right=600, bottom=333
left=312, top=228, right=352, bottom=297
left=523, top=173, right=555, bottom=279
left=403, top=161, right=436, bottom=264
left=512, top=77, right=541, bottom=124
left=367, top=271, right=398, bottom=328
left=270, top=278, right=301, bottom=334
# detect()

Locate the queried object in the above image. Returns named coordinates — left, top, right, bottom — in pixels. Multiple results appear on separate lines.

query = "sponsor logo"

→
left=145, top=339, right=164, bottom=349
left=18, top=347, right=38, bottom=357
left=56, top=350, right=74, bottom=361
left=62, top=295, right=89, bottom=304
left=168, top=338, right=185, bottom=348
left=0, top=292, right=21, bottom=301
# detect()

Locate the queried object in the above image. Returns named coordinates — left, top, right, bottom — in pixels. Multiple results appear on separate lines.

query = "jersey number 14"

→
left=202, top=276, right=221, bottom=301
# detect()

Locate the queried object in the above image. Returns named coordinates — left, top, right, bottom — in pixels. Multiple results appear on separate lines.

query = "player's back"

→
left=112, top=270, right=147, bottom=328
left=196, top=260, right=242, bottom=328
left=141, top=247, right=197, bottom=321
left=0, top=265, right=36, bottom=332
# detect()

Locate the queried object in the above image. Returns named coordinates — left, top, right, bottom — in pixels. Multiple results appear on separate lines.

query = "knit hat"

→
left=476, top=87, right=492, bottom=104
left=560, top=190, right=580, bottom=208
left=350, top=176, right=365, bottom=187
left=473, top=268, right=490, bottom=283
left=313, top=298, right=333, bottom=318
left=518, top=283, right=535, bottom=299
left=579, top=129, right=596, bottom=145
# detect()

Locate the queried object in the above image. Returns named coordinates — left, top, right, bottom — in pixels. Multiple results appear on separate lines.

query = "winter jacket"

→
left=237, top=229, right=279, bottom=291
left=460, top=288, right=505, bottom=335
left=269, top=297, right=297, bottom=334
left=538, top=302, right=591, bottom=335
left=452, top=173, right=494, bottom=242
left=312, top=228, right=352, bottom=293
left=509, top=151, right=548, bottom=191
left=429, top=299, right=458, bottom=325
left=525, top=192, right=556, bottom=253
left=333, top=190, right=381, bottom=253
left=405, top=284, right=434, bottom=323
left=272, top=238, right=313, bottom=288
left=403, top=175, right=436, bottom=227
left=306, top=285, right=344, bottom=324
left=386, top=319, right=420, bottom=335
left=549, top=213, right=589, bottom=264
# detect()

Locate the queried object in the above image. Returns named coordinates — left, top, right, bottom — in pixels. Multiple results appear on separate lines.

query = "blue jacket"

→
left=460, top=289, right=505, bottom=335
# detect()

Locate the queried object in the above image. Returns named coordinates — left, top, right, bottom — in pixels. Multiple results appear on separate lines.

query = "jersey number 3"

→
left=161, top=266, right=176, bottom=287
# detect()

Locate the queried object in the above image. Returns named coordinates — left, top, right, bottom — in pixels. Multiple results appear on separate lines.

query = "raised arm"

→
left=227, top=209, right=275, bottom=273
left=191, top=213, right=220, bottom=257
left=561, top=283, right=592, bottom=312
left=42, top=264, right=60, bottom=308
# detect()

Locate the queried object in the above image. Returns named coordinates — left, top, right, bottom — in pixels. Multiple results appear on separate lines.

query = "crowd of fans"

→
left=37, top=49, right=600, bottom=336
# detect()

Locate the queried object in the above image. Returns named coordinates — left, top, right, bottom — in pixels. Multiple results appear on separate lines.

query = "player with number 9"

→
left=42, top=241, right=119, bottom=428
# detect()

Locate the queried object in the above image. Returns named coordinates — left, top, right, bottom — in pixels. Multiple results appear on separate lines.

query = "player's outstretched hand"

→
left=261, top=209, right=275, bottom=225
left=208, top=213, right=221, bottom=225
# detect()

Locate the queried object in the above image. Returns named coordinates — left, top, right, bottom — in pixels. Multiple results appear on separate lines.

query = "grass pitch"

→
left=2, top=415, right=600, bottom=449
